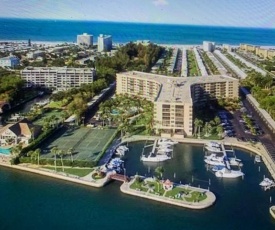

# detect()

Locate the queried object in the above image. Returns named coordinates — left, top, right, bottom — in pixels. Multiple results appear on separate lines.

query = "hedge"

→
left=19, top=157, right=97, bottom=168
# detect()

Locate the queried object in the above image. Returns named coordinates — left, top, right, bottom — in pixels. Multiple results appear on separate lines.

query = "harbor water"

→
left=0, top=142, right=275, bottom=229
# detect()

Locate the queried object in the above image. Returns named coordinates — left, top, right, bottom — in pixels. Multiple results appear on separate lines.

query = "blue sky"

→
left=1, top=0, right=275, bottom=28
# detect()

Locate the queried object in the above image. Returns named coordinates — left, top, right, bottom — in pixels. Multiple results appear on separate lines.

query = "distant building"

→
left=28, top=39, right=31, bottom=47
left=77, top=33, right=93, bottom=47
left=26, top=50, right=45, bottom=59
left=0, top=56, right=20, bottom=68
left=97, top=34, right=112, bottom=52
left=203, top=41, right=216, bottom=52
left=21, top=67, right=96, bottom=91
left=240, top=43, right=275, bottom=59
left=223, top=44, right=233, bottom=52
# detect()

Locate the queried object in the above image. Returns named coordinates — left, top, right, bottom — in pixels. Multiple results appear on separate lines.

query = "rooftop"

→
left=119, top=71, right=238, bottom=104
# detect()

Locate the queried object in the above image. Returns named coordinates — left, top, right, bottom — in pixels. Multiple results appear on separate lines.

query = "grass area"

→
left=165, top=187, right=207, bottom=202
left=33, top=109, right=66, bottom=126
left=130, top=179, right=149, bottom=192
left=187, top=50, right=201, bottom=76
left=43, top=166, right=93, bottom=177
left=147, top=181, right=165, bottom=195
left=46, top=100, right=67, bottom=109
left=165, top=187, right=190, bottom=198
left=201, top=134, right=221, bottom=140
left=185, top=191, right=207, bottom=202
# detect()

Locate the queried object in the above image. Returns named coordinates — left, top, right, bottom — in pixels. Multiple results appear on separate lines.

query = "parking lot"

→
left=218, top=98, right=275, bottom=162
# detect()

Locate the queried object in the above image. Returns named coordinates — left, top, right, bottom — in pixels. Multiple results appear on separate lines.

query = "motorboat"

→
left=211, top=165, right=225, bottom=172
left=204, top=154, right=225, bottom=166
left=229, top=157, right=243, bottom=166
left=141, top=152, right=171, bottom=162
left=157, top=148, right=173, bottom=154
left=157, top=145, right=173, bottom=152
left=115, top=149, right=125, bottom=157
left=215, top=168, right=244, bottom=178
left=259, top=178, right=275, bottom=187
left=117, top=145, right=129, bottom=151
left=108, top=158, right=124, bottom=170
left=205, top=141, right=223, bottom=153
left=255, top=155, right=261, bottom=163
left=157, top=138, right=178, bottom=146
left=270, top=206, right=275, bottom=220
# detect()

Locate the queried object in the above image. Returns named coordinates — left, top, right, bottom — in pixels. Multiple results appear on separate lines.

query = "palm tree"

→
left=35, top=148, right=41, bottom=165
left=67, top=148, right=74, bottom=163
left=27, top=150, right=35, bottom=162
left=51, top=146, right=59, bottom=172
left=197, top=119, right=203, bottom=139
left=216, top=125, right=224, bottom=139
left=57, top=149, right=65, bottom=172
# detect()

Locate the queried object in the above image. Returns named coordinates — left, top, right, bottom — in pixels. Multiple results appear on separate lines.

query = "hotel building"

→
left=0, top=56, right=20, bottom=68
left=98, top=34, right=112, bottom=52
left=77, top=33, right=93, bottom=47
left=21, top=67, right=95, bottom=91
left=116, top=71, right=238, bottom=138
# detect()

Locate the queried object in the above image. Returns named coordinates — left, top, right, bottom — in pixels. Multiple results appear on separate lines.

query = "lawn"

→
left=43, top=166, right=93, bottom=177
left=130, top=179, right=149, bottom=192
left=165, top=186, right=207, bottom=202
left=146, top=180, right=165, bottom=195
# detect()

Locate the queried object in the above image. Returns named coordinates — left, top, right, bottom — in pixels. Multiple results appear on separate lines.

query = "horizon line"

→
left=1, top=17, right=275, bottom=30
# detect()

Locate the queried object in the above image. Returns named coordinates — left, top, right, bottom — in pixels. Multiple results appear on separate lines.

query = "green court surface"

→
left=39, top=127, right=116, bottom=161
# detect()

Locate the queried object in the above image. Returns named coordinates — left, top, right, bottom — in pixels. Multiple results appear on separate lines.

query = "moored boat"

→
left=141, top=152, right=171, bottom=162
left=259, top=178, right=275, bottom=187
left=157, top=138, right=178, bottom=146
left=205, top=141, right=223, bottom=153
left=215, top=168, right=244, bottom=178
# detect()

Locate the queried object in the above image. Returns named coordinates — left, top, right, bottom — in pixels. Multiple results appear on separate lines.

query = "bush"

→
left=19, top=157, right=97, bottom=168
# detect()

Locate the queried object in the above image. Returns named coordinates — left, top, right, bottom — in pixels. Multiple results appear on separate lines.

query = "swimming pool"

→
left=0, top=147, right=11, bottom=155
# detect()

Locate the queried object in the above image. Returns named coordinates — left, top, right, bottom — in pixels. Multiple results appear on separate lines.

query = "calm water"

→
left=0, top=142, right=275, bottom=230
left=0, top=18, right=275, bottom=45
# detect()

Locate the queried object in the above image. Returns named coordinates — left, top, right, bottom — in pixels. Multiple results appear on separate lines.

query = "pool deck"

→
left=120, top=177, right=216, bottom=209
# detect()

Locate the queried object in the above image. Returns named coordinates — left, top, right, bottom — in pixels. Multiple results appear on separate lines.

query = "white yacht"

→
left=157, top=138, right=178, bottom=146
left=205, top=141, right=223, bottom=153
left=117, top=145, right=129, bottom=151
left=229, top=157, right=243, bottom=166
left=215, top=168, right=244, bottom=178
left=259, top=178, right=275, bottom=187
left=141, top=152, right=171, bottom=162
left=204, top=154, right=225, bottom=166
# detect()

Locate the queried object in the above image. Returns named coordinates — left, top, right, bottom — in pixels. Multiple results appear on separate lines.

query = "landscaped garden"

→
left=42, top=166, right=93, bottom=177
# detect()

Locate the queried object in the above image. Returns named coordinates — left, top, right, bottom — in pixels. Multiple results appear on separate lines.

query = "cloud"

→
left=153, top=0, right=169, bottom=6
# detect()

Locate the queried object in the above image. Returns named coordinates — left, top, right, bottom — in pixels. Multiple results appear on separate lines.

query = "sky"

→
left=1, top=0, right=275, bottom=28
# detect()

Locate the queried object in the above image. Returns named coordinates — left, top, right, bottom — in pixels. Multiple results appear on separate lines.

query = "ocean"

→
left=0, top=142, right=275, bottom=230
left=0, top=18, right=275, bottom=45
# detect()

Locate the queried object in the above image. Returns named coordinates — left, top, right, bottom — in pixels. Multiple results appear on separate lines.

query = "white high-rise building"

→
left=97, top=34, right=112, bottom=52
left=203, top=41, right=216, bottom=52
left=77, top=33, right=93, bottom=47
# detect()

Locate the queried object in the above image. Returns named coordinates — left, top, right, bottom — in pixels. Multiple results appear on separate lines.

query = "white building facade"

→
left=21, top=67, right=96, bottom=91
left=97, top=34, right=112, bottom=52
left=77, top=33, right=93, bottom=46
left=0, top=56, right=20, bottom=68
left=203, top=41, right=216, bottom=52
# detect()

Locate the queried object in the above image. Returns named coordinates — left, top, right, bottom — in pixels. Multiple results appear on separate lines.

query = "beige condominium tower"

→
left=116, top=71, right=239, bottom=138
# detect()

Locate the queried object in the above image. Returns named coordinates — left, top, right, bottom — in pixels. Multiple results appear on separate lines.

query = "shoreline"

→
left=1, top=39, right=275, bottom=49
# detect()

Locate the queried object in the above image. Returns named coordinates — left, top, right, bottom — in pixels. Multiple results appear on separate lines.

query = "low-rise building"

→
left=116, top=71, right=238, bottom=138
left=0, top=118, right=41, bottom=146
left=21, top=67, right=96, bottom=91
left=240, top=43, right=275, bottom=59
left=0, top=55, right=20, bottom=68
left=27, top=50, right=45, bottom=59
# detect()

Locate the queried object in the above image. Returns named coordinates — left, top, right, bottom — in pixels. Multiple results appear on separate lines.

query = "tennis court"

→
left=40, top=126, right=117, bottom=161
